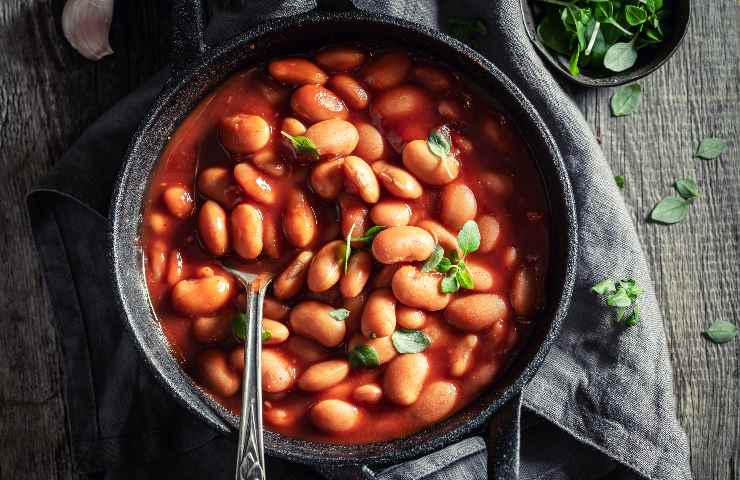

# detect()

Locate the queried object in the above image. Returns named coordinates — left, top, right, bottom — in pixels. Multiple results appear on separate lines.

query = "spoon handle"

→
left=235, top=282, right=267, bottom=480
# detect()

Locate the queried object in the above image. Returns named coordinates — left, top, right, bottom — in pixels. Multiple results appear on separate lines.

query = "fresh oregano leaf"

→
left=428, top=129, right=452, bottom=159
left=592, top=278, right=617, bottom=295
left=615, top=175, right=625, bottom=189
left=604, top=39, right=638, bottom=72
left=261, top=330, right=272, bottom=342
left=624, top=304, right=640, bottom=326
left=436, top=257, right=453, bottom=273
left=329, top=308, right=351, bottom=322
left=455, top=264, right=474, bottom=290
left=696, top=137, right=728, bottom=160
left=611, top=84, right=642, bottom=117
left=422, top=245, right=445, bottom=273
left=440, top=273, right=460, bottom=294
left=537, top=12, right=571, bottom=55
left=352, top=225, right=387, bottom=243
left=625, top=5, right=648, bottom=26
left=391, top=329, right=432, bottom=354
left=343, top=224, right=355, bottom=273
left=593, top=277, right=643, bottom=326
left=607, top=288, right=632, bottom=308
left=674, top=179, right=699, bottom=201
left=232, top=312, right=247, bottom=340
left=281, top=131, right=319, bottom=160
left=650, top=197, right=690, bottom=224
left=348, top=345, right=380, bottom=368
left=703, top=321, right=738, bottom=344
left=457, top=220, right=481, bottom=254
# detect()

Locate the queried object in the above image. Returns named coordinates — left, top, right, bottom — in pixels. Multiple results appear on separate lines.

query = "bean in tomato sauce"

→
left=141, top=45, right=548, bottom=444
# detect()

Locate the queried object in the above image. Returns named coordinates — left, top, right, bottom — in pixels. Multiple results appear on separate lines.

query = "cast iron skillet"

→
left=109, top=0, right=578, bottom=478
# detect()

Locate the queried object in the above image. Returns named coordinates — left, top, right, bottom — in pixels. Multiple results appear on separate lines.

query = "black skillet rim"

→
left=109, top=9, right=578, bottom=467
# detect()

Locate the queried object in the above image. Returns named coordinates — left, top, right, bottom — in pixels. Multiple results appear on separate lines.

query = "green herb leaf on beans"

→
left=650, top=196, right=690, bottom=224
left=343, top=224, right=355, bottom=273
left=419, top=220, right=482, bottom=294
left=674, top=179, right=699, bottom=201
left=351, top=225, right=387, bottom=243
left=456, top=264, right=474, bottom=290
left=592, top=278, right=643, bottom=325
left=703, top=321, right=738, bottom=344
left=428, top=128, right=452, bottom=159
left=233, top=313, right=272, bottom=342
left=348, top=345, right=380, bottom=369
left=422, top=245, right=445, bottom=273
left=696, top=137, right=728, bottom=160
left=615, top=175, right=625, bottom=189
left=391, top=329, right=432, bottom=354
left=611, top=84, right=642, bottom=117
left=232, top=313, right=248, bottom=340
left=440, top=273, right=460, bottom=294
left=329, top=308, right=351, bottom=322
left=457, top=220, right=481, bottom=254
left=281, top=131, right=319, bottom=160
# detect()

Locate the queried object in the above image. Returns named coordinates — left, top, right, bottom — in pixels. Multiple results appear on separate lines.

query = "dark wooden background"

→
left=0, top=1, right=737, bottom=479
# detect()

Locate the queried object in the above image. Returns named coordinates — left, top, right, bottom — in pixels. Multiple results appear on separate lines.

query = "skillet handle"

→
left=485, top=394, right=522, bottom=480
left=171, top=0, right=207, bottom=72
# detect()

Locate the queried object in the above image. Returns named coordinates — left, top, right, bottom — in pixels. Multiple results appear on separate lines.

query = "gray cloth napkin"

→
left=27, top=0, right=692, bottom=479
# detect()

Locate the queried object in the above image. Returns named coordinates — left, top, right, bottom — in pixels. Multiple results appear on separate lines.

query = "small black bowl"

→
left=520, top=0, right=691, bottom=87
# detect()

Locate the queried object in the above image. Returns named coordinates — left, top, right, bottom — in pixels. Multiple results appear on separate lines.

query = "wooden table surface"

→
left=0, top=1, right=737, bottom=479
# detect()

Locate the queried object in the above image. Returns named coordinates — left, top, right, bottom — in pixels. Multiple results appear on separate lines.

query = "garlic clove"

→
left=62, top=0, right=115, bottom=61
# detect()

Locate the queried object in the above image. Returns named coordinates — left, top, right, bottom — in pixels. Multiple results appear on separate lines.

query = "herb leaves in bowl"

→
left=536, top=0, right=669, bottom=77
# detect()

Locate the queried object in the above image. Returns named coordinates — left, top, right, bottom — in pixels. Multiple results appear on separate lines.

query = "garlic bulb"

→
left=62, top=0, right=114, bottom=61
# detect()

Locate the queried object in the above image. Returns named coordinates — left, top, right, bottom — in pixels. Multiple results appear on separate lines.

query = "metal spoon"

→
left=217, top=263, right=271, bottom=480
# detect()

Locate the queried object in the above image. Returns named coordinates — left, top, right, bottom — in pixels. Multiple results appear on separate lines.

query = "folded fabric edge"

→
left=25, top=189, right=222, bottom=473
left=523, top=371, right=691, bottom=480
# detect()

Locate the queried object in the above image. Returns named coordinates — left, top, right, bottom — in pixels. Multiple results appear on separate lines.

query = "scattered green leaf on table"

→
left=615, top=175, right=625, bottom=189
left=592, top=278, right=644, bottom=325
left=592, top=278, right=617, bottom=295
left=348, top=345, right=380, bottom=368
left=696, top=137, right=727, bottom=160
left=391, top=329, right=432, bottom=354
left=704, top=321, right=738, bottom=344
left=650, top=197, right=690, bottom=224
left=674, top=179, right=699, bottom=201
left=611, top=84, right=642, bottom=117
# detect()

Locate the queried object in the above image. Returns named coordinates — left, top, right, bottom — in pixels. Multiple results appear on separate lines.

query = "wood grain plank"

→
left=0, top=1, right=168, bottom=479
left=572, top=2, right=740, bottom=479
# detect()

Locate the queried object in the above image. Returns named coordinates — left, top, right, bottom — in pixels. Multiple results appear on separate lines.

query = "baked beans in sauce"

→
left=142, top=46, right=548, bottom=444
